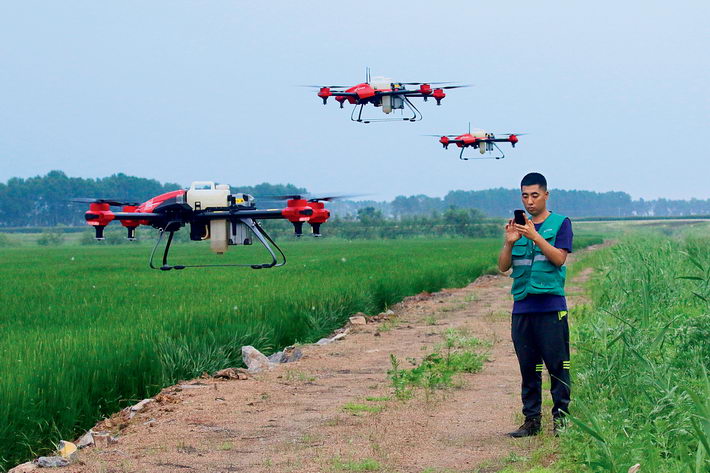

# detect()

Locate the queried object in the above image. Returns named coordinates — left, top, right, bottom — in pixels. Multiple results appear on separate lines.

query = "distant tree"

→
left=391, top=194, right=444, bottom=217
left=357, top=207, right=385, bottom=225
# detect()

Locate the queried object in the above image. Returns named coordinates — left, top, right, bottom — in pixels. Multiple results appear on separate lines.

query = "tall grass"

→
left=560, top=237, right=710, bottom=472
left=0, top=238, right=504, bottom=470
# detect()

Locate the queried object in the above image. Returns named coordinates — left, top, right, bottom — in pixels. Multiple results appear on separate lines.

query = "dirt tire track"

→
left=61, top=252, right=595, bottom=473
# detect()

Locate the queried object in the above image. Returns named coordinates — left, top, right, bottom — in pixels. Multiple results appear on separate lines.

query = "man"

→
left=498, top=172, right=573, bottom=437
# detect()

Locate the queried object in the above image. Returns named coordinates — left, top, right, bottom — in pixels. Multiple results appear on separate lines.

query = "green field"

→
left=4, top=222, right=705, bottom=472
left=0, top=237, right=511, bottom=470
left=556, top=236, right=710, bottom=472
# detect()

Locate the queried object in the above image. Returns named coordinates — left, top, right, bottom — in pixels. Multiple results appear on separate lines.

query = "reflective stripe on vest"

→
left=512, top=255, right=549, bottom=267
left=512, top=259, right=533, bottom=266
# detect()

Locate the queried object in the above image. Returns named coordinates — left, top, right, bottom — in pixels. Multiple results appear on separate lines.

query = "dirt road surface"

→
left=56, top=254, right=594, bottom=473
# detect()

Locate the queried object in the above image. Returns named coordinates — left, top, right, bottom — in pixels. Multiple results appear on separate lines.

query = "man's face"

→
left=521, top=185, right=549, bottom=216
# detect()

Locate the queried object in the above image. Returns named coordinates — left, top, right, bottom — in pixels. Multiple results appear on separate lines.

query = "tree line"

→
left=1, top=171, right=708, bottom=228
left=329, top=188, right=710, bottom=218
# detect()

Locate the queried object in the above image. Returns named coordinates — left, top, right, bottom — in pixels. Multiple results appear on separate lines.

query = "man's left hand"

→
left=514, top=220, right=541, bottom=244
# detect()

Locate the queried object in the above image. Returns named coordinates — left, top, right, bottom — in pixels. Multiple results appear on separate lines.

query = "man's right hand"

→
left=504, top=219, right=522, bottom=245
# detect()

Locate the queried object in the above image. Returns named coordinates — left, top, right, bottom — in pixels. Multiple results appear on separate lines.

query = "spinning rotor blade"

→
left=70, top=198, right=139, bottom=206
left=400, top=81, right=455, bottom=85
left=259, top=193, right=366, bottom=202
left=260, top=194, right=307, bottom=201
left=438, top=84, right=473, bottom=89
left=421, top=134, right=459, bottom=137
left=497, top=133, right=529, bottom=136
left=308, top=193, right=366, bottom=202
left=300, top=85, right=350, bottom=89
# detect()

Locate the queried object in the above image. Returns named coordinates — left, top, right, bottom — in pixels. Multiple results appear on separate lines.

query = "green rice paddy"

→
left=0, top=237, right=506, bottom=470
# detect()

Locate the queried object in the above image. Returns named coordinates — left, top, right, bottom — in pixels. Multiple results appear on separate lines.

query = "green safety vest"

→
left=510, top=212, right=567, bottom=301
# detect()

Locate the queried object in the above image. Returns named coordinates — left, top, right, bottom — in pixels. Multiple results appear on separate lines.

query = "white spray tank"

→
left=371, top=76, right=394, bottom=114
left=471, top=129, right=488, bottom=155
left=186, top=181, right=231, bottom=254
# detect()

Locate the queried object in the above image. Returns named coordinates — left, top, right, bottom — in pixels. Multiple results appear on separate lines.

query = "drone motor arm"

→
left=85, top=202, right=161, bottom=240
left=199, top=208, right=312, bottom=220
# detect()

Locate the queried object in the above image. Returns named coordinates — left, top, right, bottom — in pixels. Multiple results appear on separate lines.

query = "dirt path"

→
left=56, top=252, right=597, bottom=473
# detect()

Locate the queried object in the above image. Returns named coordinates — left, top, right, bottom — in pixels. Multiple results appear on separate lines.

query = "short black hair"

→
left=521, top=172, right=547, bottom=190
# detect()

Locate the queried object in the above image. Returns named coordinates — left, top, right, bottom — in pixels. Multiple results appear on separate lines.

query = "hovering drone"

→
left=75, top=182, right=333, bottom=270
left=426, top=124, right=525, bottom=160
left=307, top=68, right=469, bottom=123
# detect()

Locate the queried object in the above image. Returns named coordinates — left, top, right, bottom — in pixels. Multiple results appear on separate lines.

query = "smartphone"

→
left=514, top=209, right=526, bottom=225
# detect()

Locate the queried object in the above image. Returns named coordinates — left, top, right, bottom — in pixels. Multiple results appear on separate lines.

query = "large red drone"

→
left=426, top=124, right=525, bottom=160
left=75, top=181, right=333, bottom=270
left=307, top=68, right=469, bottom=123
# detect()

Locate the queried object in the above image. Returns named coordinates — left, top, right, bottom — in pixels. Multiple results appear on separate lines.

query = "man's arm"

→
left=498, top=219, right=521, bottom=272
left=514, top=220, right=568, bottom=267
left=498, top=241, right=513, bottom=272
left=531, top=235, right=568, bottom=267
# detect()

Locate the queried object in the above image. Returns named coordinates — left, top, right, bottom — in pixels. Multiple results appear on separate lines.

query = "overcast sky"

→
left=0, top=0, right=708, bottom=201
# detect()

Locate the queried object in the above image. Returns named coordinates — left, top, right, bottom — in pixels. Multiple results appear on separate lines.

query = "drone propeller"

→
left=497, top=133, right=529, bottom=136
left=421, top=134, right=460, bottom=137
left=437, top=84, right=473, bottom=89
left=260, top=193, right=364, bottom=202
left=259, top=194, right=307, bottom=201
left=400, top=81, right=456, bottom=85
left=300, top=84, right=350, bottom=89
left=308, top=193, right=364, bottom=202
left=70, top=198, right=139, bottom=206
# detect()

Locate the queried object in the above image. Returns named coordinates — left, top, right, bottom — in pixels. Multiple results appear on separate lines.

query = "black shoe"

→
left=507, top=416, right=541, bottom=438
left=553, top=415, right=567, bottom=436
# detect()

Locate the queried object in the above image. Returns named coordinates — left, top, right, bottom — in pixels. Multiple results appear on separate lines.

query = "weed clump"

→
left=388, top=329, right=488, bottom=400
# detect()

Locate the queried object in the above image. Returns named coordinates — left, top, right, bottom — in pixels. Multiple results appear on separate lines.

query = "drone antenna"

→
left=468, top=122, right=471, bottom=134
left=366, top=67, right=370, bottom=84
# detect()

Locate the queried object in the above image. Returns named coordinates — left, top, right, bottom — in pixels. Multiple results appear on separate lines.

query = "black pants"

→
left=511, top=311, right=571, bottom=419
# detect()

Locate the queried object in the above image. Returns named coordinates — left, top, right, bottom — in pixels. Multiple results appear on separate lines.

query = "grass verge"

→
left=552, top=236, right=710, bottom=472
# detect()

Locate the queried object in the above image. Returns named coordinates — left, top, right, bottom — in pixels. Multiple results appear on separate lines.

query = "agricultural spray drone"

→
left=425, top=124, right=526, bottom=160
left=74, top=182, right=334, bottom=270
left=305, top=68, right=469, bottom=123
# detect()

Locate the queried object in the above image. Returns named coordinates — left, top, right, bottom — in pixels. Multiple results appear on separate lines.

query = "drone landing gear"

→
left=459, top=143, right=506, bottom=161
left=351, top=97, right=422, bottom=123
left=149, top=219, right=286, bottom=270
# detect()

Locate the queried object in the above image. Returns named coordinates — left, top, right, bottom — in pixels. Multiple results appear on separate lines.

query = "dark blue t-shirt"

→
left=512, top=217, right=573, bottom=315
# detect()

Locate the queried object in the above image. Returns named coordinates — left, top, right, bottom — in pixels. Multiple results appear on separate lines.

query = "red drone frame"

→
left=426, top=124, right=525, bottom=160
left=75, top=181, right=333, bottom=270
left=307, top=68, right=469, bottom=123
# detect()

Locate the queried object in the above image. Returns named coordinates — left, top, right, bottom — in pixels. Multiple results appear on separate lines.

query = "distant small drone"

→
left=426, top=124, right=525, bottom=160
left=73, top=182, right=336, bottom=270
left=306, top=68, right=469, bottom=123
